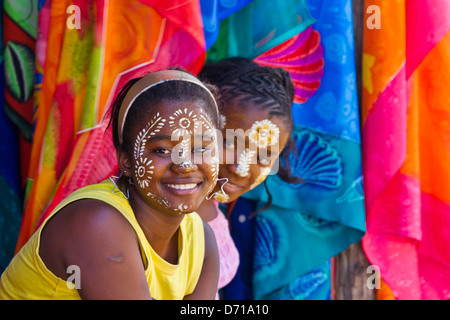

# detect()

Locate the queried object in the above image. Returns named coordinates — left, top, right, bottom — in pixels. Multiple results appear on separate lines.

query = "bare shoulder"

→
left=40, top=198, right=151, bottom=299
left=39, top=198, right=139, bottom=280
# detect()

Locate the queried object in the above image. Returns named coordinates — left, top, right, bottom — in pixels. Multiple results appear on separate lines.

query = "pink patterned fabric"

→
left=207, top=201, right=239, bottom=299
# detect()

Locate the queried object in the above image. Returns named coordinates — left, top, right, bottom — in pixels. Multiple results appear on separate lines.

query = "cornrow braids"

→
left=199, top=58, right=294, bottom=118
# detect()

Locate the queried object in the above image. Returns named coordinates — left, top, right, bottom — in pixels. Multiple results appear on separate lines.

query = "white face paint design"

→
left=236, top=148, right=256, bottom=177
left=199, top=109, right=219, bottom=199
left=248, top=119, right=280, bottom=148
left=250, top=166, right=272, bottom=190
left=170, top=108, right=199, bottom=169
left=169, top=108, right=219, bottom=212
left=219, top=114, right=227, bottom=130
left=146, top=191, right=170, bottom=209
left=169, top=108, right=199, bottom=138
left=135, top=157, right=154, bottom=188
left=133, top=113, right=166, bottom=189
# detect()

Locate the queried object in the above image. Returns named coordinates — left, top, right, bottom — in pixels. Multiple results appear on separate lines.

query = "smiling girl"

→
left=0, top=70, right=221, bottom=300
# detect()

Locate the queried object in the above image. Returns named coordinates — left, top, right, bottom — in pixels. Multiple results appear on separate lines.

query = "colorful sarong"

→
left=362, top=0, right=450, bottom=300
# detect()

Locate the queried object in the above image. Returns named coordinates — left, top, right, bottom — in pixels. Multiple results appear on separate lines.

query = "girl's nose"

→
left=171, top=160, right=198, bottom=174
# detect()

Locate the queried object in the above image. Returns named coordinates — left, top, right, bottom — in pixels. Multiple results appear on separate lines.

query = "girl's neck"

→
left=127, top=188, right=184, bottom=264
left=196, top=198, right=218, bottom=222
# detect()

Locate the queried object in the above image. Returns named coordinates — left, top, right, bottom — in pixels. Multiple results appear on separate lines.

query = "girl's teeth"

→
left=166, top=183, right=197, bottom=190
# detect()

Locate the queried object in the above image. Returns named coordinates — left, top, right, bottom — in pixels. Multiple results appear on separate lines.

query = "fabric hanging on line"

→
left=0, top=0, right=37, bottom=272
left=361, top=0, right=450, bottom=300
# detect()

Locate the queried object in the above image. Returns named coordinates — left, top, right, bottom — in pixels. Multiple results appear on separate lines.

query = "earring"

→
left=206, top=177, right=229, bottom=200
left=109, top=173, right=130, bottom=199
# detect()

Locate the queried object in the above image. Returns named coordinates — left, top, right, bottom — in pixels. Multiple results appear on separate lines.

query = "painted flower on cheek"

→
left=135, top=157, right=154, bottom=188
left=249, top=119, right=280, bottom=148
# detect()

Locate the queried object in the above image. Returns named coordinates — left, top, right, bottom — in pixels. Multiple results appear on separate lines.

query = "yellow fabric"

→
left=0, top=179, right=205, bottom=300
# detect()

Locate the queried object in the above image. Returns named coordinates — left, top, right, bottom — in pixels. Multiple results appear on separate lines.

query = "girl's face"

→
left=122, top=99, right=219, bottom=215
left=214, top=100, right=290, bottom=203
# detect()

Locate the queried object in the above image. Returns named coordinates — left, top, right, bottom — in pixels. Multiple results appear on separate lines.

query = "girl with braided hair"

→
left=197, top=57, right=302, bottom=299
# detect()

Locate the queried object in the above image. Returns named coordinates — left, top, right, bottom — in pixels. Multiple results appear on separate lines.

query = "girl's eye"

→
left=154, top=148, right=171, bottom=155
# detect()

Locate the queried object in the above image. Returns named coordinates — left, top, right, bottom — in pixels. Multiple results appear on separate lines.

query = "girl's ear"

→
left=117, top=148, right=132, bottom=177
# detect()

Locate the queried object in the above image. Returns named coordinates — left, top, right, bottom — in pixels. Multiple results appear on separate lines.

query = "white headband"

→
left=117, top=70, right=218, bottom=145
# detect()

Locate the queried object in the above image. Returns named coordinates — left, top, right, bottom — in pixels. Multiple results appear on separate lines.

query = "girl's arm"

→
left=40, top=199, right=152, bottom=300
left=184, top=220, right=220, bottom=300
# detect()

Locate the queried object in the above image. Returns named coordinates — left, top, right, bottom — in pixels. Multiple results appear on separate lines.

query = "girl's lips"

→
left=162, top=182, right=202, bottom=195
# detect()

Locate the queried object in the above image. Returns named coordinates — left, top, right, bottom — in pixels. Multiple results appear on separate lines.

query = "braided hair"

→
left=199, top=57, right=303, bottom=196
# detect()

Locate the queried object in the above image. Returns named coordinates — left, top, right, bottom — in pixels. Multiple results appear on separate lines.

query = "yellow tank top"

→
left=0, top=179, right=205, bottom=300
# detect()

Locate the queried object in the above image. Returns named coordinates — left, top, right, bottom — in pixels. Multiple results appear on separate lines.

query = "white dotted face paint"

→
left=198, top=109, right=219, bottom=198
left=219, top=114, right=227, bottom=130
left=169, top=108, right=199, bottom=138
left=135, top=157, right=154, bottom=188
left=250, top=166, right=272, bottom=190
left=236, top=148, right=256, bottom=177
left=170, top=108, right=200, bottom=169
left=169, top=108, right=220, bottom=209
left=133, top=113, right=166, bottom=190
left=248, top=119, right=280, bottom=148
left=146, top=191, right=170, bottom=209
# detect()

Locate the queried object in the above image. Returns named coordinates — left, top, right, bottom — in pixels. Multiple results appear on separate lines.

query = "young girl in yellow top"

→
left=0, top=69, right=221, bottom=300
